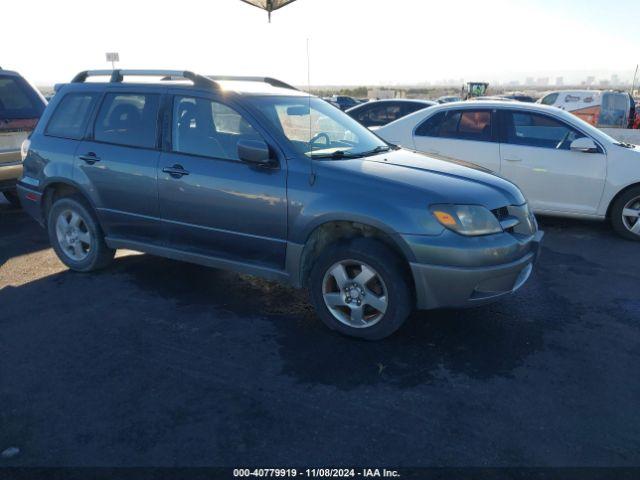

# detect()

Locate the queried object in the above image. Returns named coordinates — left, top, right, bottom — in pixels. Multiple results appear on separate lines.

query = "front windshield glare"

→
left=254, top=97, right=388, bottom=158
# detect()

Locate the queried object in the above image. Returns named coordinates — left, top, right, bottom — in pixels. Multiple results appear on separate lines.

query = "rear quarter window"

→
left=0, top=76, right=44, bottom=119
left=45, top=92, right=100, bottom=140
left=94, top=93, right=160, bottom=149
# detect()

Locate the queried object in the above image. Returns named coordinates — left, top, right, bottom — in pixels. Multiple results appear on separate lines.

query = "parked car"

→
left=0, top=67, right=47, bottom=207
left=501, top=94, right=537, bottom=103
left=331, top=95, right=360, bottom=110
left=538, top=90, right=637, bottom=129
left=377, top=100, right=640, bottom=240
left=346, top=99, right=435, bottom=128
left=18, top=70, right=542, bottom=340
left=322, top=97, right=341, bottom=109
left=436, top=95, right=462, bottom=104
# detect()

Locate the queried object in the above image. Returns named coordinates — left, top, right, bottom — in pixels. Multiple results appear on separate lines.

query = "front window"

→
left=505, top=111, right=586, bottom=150
left=540, top=93, right=558, bottom=105
left=251, top=96, right=389, bottom=158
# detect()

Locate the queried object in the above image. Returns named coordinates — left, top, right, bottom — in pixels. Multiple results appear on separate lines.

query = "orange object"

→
left=433, top=211, right=457, bottom=226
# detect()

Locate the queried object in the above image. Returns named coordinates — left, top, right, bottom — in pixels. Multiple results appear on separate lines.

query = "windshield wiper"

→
left=360, top=145, right=393, bottom=157
left=309, top=150, right=361, bottom=159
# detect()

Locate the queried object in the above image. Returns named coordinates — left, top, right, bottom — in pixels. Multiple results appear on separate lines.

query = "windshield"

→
left=251, top=96, right=389, bottom=158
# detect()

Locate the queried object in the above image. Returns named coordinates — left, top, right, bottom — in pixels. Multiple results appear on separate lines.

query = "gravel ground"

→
left=0, top=196, right=639, bottom=467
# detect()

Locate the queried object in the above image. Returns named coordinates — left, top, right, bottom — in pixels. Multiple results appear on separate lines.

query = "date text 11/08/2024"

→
left=233, top=468, right=401, bottom=477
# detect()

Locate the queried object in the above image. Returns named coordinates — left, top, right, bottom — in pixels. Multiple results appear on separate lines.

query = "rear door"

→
left=412, top=108, right=501, bottom=172
left=76, top=90, right=163, bottom=243
left=157, top=93, right=287, bottom=270
left=498, top=109, right=606, bottom=214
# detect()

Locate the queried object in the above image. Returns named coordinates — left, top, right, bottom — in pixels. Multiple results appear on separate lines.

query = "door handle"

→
left=78, top=152, right=101, bottom=164
left=504, top=157, right=522, bottom=162
left=162, top=164, right=190, bottom=178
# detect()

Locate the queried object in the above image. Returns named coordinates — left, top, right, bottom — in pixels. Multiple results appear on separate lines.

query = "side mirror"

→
left=570, top=137, right=598, bottom=153
left=237, top=139, right=272, bottom=165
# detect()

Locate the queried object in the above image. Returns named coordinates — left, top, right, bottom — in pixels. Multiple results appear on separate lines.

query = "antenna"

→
left=631, top=64, right=639, bottom=97
left=307, top=37, right=316, bottom=186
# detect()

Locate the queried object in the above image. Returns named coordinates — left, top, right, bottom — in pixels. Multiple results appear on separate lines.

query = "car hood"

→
left=327, top=149, right=526, bottom=209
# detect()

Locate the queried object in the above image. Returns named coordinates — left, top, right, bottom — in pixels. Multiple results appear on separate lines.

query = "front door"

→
left=498, top=110, right=606, bottom=215
left=158, top=94, right=287, bottom=270
left=77, top=91, right=162, bottom=243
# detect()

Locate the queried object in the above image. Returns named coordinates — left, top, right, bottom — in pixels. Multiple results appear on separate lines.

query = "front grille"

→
left=492, top=204, right=536, bottom=235
left=492, top=206, right=510, bottom=221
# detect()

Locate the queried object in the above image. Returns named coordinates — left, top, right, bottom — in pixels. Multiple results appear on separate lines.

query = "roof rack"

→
left=208, top=75, right=298, bottom=91
left=70, top=69, right=217, bottom=89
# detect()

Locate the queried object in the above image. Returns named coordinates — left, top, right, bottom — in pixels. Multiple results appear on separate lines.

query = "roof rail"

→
left=70, top=69, right=218, bottom=89
left=207, top=75, right=298, bottom=91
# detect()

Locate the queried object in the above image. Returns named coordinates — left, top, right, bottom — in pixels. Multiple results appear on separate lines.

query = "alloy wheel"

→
left=322, top=259, right=388, bottom=329
left=621, top=196, right=640, bottom=236
left=55, top=209, right=92, bottom=261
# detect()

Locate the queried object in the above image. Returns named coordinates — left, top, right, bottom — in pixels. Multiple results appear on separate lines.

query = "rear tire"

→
left=3, top=190, right=21, bottom=208
left=47, top=196, right=115, bottom=272
left=610, top=186, right=640, bottom=241
left=309, top=238, right=412, bottom=340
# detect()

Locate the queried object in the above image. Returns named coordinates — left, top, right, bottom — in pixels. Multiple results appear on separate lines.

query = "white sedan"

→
left=376, top=101, right=640, bottom=240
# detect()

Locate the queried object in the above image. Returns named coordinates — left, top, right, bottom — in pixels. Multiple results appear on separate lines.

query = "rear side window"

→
left=0, top=76, right=44, bottom=119
left=505, top=111, right=586, bottom=150
left=94, top=93, right=160, bottom=148
left=415, top=111, right=447, bottom=136
left=403, top=102, right=430, bottom=116
left=540, top=93, right=558, bottom=105
left=416, top=109, right=492, bottom=141
left=45, top=92, right=99, bottom=140
left=358, top=103, right=402, bottom=126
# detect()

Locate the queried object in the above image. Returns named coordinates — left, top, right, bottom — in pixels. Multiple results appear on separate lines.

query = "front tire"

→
left=47, top=196, right=115, bottom=272
left=309, top=238, right=412, bottom=340
left=610, top=186, right=640, bottom=241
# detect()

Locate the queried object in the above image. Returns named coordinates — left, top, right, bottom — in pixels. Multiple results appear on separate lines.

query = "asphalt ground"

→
left=0, top=195, right=638, bottom=468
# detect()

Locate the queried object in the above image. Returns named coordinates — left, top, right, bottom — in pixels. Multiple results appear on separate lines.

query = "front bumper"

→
left=406, top=230, right=544, bottom=310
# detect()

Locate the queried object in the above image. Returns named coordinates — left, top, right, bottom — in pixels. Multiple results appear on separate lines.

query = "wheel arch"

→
left=606, top=182, right=640, bottom=218
left=41, top=179, right=98, bottom=227
left=294, top=218, right=416, bottom=290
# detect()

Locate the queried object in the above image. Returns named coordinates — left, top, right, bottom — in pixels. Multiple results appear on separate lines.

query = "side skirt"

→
left=105, top=237, right=292, bottom=284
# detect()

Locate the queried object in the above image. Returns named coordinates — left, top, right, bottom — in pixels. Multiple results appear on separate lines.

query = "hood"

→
left=326, top=149, right=526, bottom=209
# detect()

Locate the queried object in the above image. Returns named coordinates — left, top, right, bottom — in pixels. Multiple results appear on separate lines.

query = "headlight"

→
left=20, top=139, right=31, bottom=162
left=430, top=204, right=503, bottom=236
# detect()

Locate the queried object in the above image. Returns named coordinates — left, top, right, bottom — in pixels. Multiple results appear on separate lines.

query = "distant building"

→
left=525, top=77, right=534, bottom=85
left=611, top=74, right=620, bottom=86
left=367, top=88, right=402, bottom=100
left=555, top=76, right=564, bottom=86
left=586, top=76, right=596, bottom=86
left=536, top=77, right=549, bottom=86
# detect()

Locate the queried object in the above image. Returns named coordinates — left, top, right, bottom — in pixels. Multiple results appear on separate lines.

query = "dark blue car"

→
left=18, top=70, right=542, bottom=339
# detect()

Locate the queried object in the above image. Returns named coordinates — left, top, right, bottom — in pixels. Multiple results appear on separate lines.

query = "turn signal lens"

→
left=433, top=211, right=457, bottom=226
